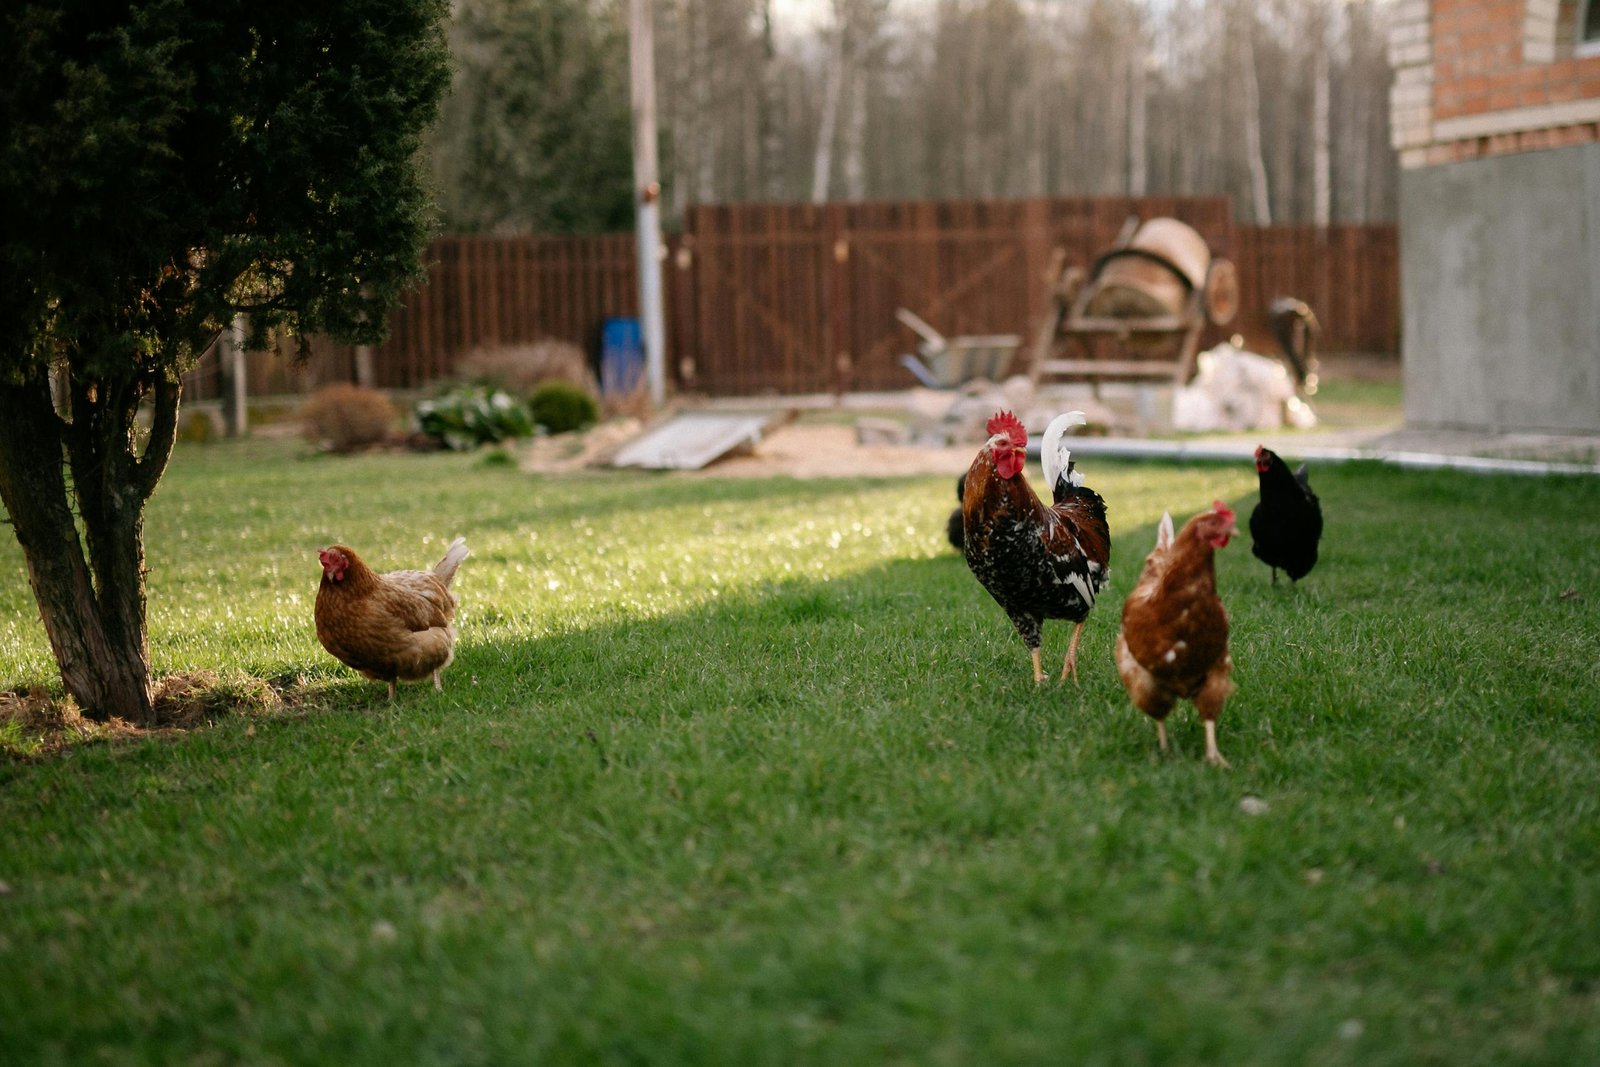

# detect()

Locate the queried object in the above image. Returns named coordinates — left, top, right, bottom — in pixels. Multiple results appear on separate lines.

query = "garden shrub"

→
left=300, top=384, right=396, bottom=453
left=527, top=381, right=599, bottom=435
left=413, top=384, right=536, bottom=451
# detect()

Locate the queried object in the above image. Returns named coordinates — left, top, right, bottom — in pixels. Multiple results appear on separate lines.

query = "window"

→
left=1585, top=0, right=1600, bottom=43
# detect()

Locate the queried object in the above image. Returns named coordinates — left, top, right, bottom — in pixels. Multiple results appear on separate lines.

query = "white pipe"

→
left=629, top=0, right=666, bottom=408
left=1045, top=438, right=1600, bottom=477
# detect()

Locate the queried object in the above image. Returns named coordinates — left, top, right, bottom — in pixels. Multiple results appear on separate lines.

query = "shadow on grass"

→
left=8, top=485, right=1283, bottom=766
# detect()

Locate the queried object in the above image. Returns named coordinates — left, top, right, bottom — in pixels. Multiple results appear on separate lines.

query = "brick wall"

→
left=1390, top=0, right=1600, bottom=167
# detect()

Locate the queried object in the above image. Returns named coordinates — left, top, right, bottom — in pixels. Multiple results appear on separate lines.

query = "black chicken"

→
left=1249, top=445, right=1322, bottom=584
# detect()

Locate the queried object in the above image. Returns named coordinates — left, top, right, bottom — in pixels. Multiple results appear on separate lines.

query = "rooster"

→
left=1249, top=446, right=1322, bottom=584
left=315, top=537, right=470, bottom=699
left=962, top=410, right=1111, bottom=684
left=1114, top=504, right=1238, bottom=766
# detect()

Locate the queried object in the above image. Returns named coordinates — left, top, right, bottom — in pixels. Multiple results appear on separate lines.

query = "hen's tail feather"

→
left=1155, top=512, right=1175, bottom=552
left=433, top=536, right=470, bottom=587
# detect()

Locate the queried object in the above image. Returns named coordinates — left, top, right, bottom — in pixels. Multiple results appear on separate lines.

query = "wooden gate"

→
left=672, top=197, right=1235, bottom=395
left=671, top=204, right=835, bottom=395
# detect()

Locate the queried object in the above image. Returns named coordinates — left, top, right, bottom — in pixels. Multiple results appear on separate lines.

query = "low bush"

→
left=413, top=384, right=536, bottom=451
left=299, top=384, right=396, bottom=453
left=527, top=381, right=600, bottom=435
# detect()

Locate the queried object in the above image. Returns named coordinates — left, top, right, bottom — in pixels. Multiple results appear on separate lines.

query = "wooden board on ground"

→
left=610, top=413, right=778, bottom=470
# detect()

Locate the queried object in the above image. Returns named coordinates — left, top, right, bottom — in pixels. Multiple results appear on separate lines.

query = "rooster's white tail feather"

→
left=1040, top=411, right=1087, bottom=491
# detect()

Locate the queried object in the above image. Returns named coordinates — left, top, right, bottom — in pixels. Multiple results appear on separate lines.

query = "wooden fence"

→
left=183, top=196, right=1398, bottom=401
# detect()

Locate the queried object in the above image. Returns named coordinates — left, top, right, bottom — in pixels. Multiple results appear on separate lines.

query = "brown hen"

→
left=1114, top=504, right=1237, bottom=766
left=315, top=537, right=470, bottom=699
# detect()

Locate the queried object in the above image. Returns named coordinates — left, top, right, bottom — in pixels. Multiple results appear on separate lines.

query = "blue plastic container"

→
left=600, top=317, right=645, bottom=395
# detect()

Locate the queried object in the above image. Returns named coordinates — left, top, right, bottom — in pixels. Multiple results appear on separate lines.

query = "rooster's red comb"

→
left=986, top=411, right=1027, bottom=446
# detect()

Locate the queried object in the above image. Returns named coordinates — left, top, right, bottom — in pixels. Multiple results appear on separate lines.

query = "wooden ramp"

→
left=610, top=413, right=778, bottom=470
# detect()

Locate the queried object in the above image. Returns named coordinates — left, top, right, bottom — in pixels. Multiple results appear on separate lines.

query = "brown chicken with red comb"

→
left=315, top=537, right=470, bottom=699
left=962, top=410, right=1111, bottom=684
left=1114, top=503, right=1238, bottom=766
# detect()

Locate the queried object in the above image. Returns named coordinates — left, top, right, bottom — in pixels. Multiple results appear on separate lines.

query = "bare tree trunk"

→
left=691, top=0, right=716, bottom=203
left=842, top=61, right=867, bottom=200
left=758, top=0, right=785, bottom=200
left=1128, top=45, right=1147, bottom=196
left=811, top=28, right=844, bottom=203
left=0, top=367, right=179, bottom=724
left=1311, top=2, right=1332, bottom=226
left=1239, top=16, right=1272, bottom=224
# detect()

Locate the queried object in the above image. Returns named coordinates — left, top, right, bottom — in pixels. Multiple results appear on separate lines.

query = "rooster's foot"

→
left=1059, top=623, right=1085, bottom=685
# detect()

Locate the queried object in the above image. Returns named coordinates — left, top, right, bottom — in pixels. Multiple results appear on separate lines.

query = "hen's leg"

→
left=1059, top=621, right=1085, bottom=684
left=1029, top=647, right=1045, bottom=685
left=432, top=669, right=443, bottom=691
left=1195, top=656, right=1236, bottom=768
left=1115, top=634, right=1174, bottom=753
left=386, top=680, right=397, bottom=701
left=1203, top=720, right=1229, bottom=768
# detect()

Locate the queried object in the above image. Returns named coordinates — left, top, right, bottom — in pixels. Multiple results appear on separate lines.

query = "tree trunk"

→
left=758, top=0, right=785, bottom=200
left=811, top=28, right=844, bottom=203
left=0, top=367, right=179, bottom=724
left=841, top=61, right=867, bottom=200
left=1311, top=2, right=1332, bottom=226
left=1127, top=40, right=1147, bottom=196
left=1238, top=16, right=1272, bottom=224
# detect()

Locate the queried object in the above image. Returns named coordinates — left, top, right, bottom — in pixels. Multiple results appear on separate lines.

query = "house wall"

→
left=1400, top=143, right=1600, bottom=432
left=1390, top=0, right=1600, bottom=433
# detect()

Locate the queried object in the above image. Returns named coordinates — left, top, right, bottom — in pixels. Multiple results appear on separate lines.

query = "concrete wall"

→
left=1400, top=142, right=1600, bottom=433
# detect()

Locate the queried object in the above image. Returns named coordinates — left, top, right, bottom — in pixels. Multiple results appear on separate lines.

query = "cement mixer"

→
left=1030, top=216, right=1238, bottom=386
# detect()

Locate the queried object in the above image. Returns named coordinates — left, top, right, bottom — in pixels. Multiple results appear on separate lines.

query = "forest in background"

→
left=428, top=0, right=1397, bottom=235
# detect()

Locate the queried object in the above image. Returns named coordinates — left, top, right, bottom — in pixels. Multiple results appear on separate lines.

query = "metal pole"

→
left=225, top=314, right=248, bottom=437
left=630, top=0, right=667, bottom=407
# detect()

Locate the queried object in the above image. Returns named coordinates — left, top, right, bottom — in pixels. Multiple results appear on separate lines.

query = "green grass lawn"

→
left=2, top=437, right=1598, bottom=1065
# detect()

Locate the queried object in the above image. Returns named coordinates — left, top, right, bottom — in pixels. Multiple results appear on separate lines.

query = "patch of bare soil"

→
left=150, top=669, right=283, bottom=729
left=518, top=418, right=645, bottom=473
left=1, top=670, right=290, bottom=759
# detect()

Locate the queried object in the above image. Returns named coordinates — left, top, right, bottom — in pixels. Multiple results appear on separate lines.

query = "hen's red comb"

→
left=986, top=411, right=1027, bottom=446
left=1212, top=500, right=1236, bottom=522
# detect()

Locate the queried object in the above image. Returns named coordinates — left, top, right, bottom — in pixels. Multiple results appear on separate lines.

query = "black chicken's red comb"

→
left=986, top=411, right=1027, bottom=446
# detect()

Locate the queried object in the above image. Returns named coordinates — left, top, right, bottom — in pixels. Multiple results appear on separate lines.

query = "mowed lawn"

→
left=2, top=437, right=1598, bottom=1065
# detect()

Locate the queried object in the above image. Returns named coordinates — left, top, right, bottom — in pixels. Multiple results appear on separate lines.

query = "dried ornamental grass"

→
left=300, top=384, right=396, bottom=453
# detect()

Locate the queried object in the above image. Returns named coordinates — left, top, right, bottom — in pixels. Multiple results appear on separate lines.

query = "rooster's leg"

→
left=1203, top=716, right=1228, bottom=767
left=1059, top=622, right=1085, bottom=684
left=1030, top=647, right=1045, bottom=685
